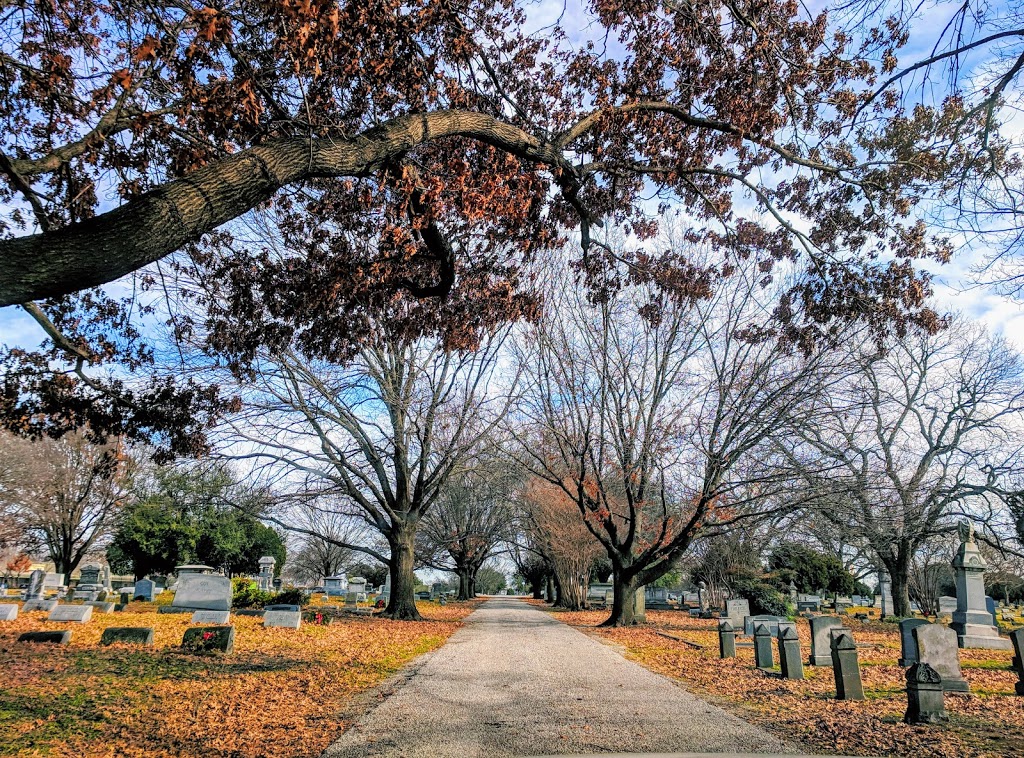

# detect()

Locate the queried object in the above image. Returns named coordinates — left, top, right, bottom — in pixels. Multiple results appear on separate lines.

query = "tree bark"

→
left=456, top=567, right=472, bottom=601
left=383, top=525, right=422, bottom=621
left=890, top=558, right=912, bottom=618
left=602, top=570, right=646, bottom=627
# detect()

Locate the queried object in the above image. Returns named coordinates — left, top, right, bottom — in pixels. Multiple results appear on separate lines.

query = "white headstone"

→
left=172, top=574, right=232, bottom=611
left=0, top=604, right=18, bottom=621
left=191, top=610, right=231, bottom=624
left=48, top=604, right=93, bottom=623
left=264, top=610, right=301, bottom=629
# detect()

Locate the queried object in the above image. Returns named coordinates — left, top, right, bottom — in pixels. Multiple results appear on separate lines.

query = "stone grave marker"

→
left=265, top=604, right=301, bottom=612
left=182, top=625, right=235, bottom=654
left=743, top=615, right=793, bottom=637
left=753, top=623, right=774, bottom=670
left=85, top=601, right=115, bottom=613
left=171, top=574, right=232, bottom=611
left=808, top=616, right=845, bottom=666
left=23, top=598, right=58, bottom=612
left=264, top=609, right=301, bottom=629
left=938, top=596, right=957, bottom=614
left=1010, top=628, right=1024, bottom=695
left=724, top=598, right=750, bottom=628
left=24, top=569, right=45, bottom=600
left=898, top=618, right=930, bottom=666
left=831, top=632, right=864, bottom=700
left=986, top=596, right=997, bottom=626
left=718, top=620, right=736, bottom=659
left=100, top=627, right=155, bottom=646
left=914, top=623, right=969, bottom=692
left=18, top=630, right=71, bottom=644
left=0, top=604, right=18, bottom=621
left=191, top=609, right=230, bottom=625
left=905, top=663, right=947, bottom=724
left=134, top=578, right=155, bottom=602
left=950, top=522, right=1011, bottom=649
left=778, top=625, right=803, bottom=680
left=48, top=604, right=93, bottom=623
left=78, top=565, right=101, bottom=585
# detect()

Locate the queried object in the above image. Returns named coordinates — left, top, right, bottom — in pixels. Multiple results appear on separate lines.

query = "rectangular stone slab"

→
left=191, top=610, right=231, bottom=624
left=47, top=604, right=93, bottom=623
left=0, top=604, right=18, bottom=621
left=809, top=616, right=845, bottom=666
left=85, top=601, right=115, bottom=613
left=18, top=630, right=71, bottom=644
left=264, top=610, right=301, bottom=629
left=22, top=598, right=58, bottom=613
left=100, top=627, right=155, bottom=646
left=914, top=623, right=969, bottom=692
left=171, top=574, right=232, bottom=611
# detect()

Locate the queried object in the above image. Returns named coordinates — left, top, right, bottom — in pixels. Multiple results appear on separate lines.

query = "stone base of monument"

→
left=951, top=619, right=1012, bottom=650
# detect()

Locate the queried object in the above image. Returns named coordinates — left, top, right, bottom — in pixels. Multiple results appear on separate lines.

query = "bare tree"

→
left=785, top=320, right=1024, bottom=616
left=219, top=331, right=513, bottom=620
left=0, top=430, right=130, bottom=581
left=284, top=505, right=370, bottom=586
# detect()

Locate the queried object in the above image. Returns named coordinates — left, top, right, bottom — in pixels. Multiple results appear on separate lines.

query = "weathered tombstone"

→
left=797, top=600, right=819, bottom=613
left=72, top=589, right=99, bottom=602
left=84, top=601, right=115, bottom=614
left=914, top=623, right=969, bottom=692
left=22, top=598, right=58, bottom=612
left=264, top=609, right=301, bottom=629
left=725, top=598, right=750, bottom=628
left=938, top=595, right=958, bottom=614
left=905, top=663, right=948, bottom=724
left=100, top=627, right=155, bottom=646
left=43, top=573, right=64, bottom=592
left=119, top=591, right=132, bottom=605
left=78, top=564, right=101, bottom=585
left=324, top=575, right=347, bottom=597
left=171, top=573, right=232, bottom=612
left=986, top=596, right=997, bottom=626
left=754, top=623, right=774, bottom=670
left=743, top=615, right=791, bottom=637
left=878, top=570, right=894, bottom=617
left=808, top=616, right=845, bottom=666
left=191, top=610, right=230, bottom=625
left=19, top=630, right=71, bottom=644
left=898, top=618, right=930, bottom=666
left=133, top=578, right=155, bottom=602
left=718, top=620, right=736, bottom=659
left=831, top=632, right=864, bottom=700
left=257, top=555, right=276, bottom=592
left=101, top=564, right=113, bottom=592
left=950, top=521, right=1012, bottom=649
left=48, top=604, right=93, bottom=623
left=0, top=604, right=18, bottom=621
left=24, top=569, right=45, bottom=600
left=778, top=625, right=803, bottom=680
left=181, top=625, right=235, bottom=654
left=1010, top=628, right=1024, bottom=695
left=348, top=576, right=367, bottom=598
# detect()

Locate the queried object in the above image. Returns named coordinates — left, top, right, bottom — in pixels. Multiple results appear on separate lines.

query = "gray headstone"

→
left=172, top=574, right=232, bottom=611
left=100, top=627, right=155, bottom=646
left=47, top=604, right=93, bottom=623
left=22, top=598, right=58, bottom=613
left=950, top=528, right=1012, bottom=649
left=778, top=625, right=803, bottom=680
left=914, top=623, right=969, bottom=692
left=133, top=578, right=155, bottom=602
left=78, top=565, right=101, bottom=585
left=191, top=610, right=231, bottom=625
left=264, top=610, right=301, bottom=629
left=84, top=601, right=115, bottom=613
left=743, top=615, right=787, bottom=637
left=831, top=632, right=864, bottom=700
left=25, top=569, right=45, bottom=600
left=904, top=663, right=948, bottom=724
left=18, top=630, right=71, bottom=644
left=264, top=604, right=301, bottom=612
left=986, top=596, right=997, bottom=625
left=1010, top=628, right=1024, bottom=696
left=753, top=624, right=774, bottom=669
left=182, top=625, right=235, bottom=654
left=725, top=598, right=750, bottom=627
left=718, top=620, right=736, bottom=659
left=808, top=616, right=844, bottom=666
left=0, top=604, right=18, bottom=621
left=898, top=618, right=930, bottom=666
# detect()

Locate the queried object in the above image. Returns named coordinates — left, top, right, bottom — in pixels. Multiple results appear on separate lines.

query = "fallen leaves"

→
left=0, top=600, right=481, bottom=757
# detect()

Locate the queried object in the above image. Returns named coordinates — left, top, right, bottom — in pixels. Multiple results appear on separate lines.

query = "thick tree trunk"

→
left=383, top=526, right=422, bottom=621
left=532, top=580, right=544, bottom=600
left=602, top=572, right=646, bottom=627
left=890, top=558, right=912, bottom=618
left=456, top=567, right=472, bottom=601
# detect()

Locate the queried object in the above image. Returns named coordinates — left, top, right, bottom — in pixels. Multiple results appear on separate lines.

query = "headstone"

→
left=878, top=570, right=894, bottom=617
left=743, top=615, right=789, bottom=637
left=264, top=610, right=301, bottom=629
left=171, top=573, right=232, bottom=612
left=18, top=630, right=71, bottom=644
left=777, top=625, right=803, bottom=680
left=100, top=627, right=155, bottom=646
left=808, top=616, right=845, bottom=666
left=43, top=573, right=64, bottom=591
left=24, top=569, right=45, bottom=600
left=84, top=601, right=115, bottom=613
left=905, top=663, right=948, bottom=724
left=324, top=575, right=347, bottom=596
left=950, top=521, right=1011, bottom=649
left=72, top=589, right=99, bottom=602
left=0, top=604, right=18, bottom=621
left=986, top=596, right=997, bottom=626
left=258, top=555, right=276, bottom=592
left=725, top=598, right=750, bottom=628
left=101, top=565, right=113, bottom=591
left=938, top=595, right=957, bottom=614
left=265, top=604, right=301, bottom=612
left=914, top=623, right=969, bottom=692
left=1010, top=629, right=1024, bottom=696
left=718, top=620, right=736, bottom=659
left=796, top=600, right=819, bottom=613
left=78, top=564, right=101, bottom=585
left=47, top=604, right=93, bottom=623
left=348, top=576, right=367, bottom=598
left=181, top=625, right=235, bottom=654
left=754, top=624, right=774, bottom=670
left=191, top=610, right=230, bottom=625
left=831, top=632, right=864, bottom=700
left=133, top=578, right=155, bottom=602
left=898, top=618, right=930, bottom=666
left=22, top=598, right=58, bottom=612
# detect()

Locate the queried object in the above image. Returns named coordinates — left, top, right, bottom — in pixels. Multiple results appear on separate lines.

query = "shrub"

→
left=732, top=578, right=791, bottom=616
left=231, top=577, right=273, bottom=608
left=268, top=588, right=309, bottom=607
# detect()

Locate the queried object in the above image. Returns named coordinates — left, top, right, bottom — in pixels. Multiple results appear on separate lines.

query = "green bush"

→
left=268, top=588, right=309, bottom=607
left=231, top=577, right=273, bottom=608
left=732, top=578, right=791, bottom=616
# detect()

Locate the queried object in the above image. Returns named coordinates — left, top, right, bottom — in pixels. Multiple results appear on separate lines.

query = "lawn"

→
left=1, top=600, right=479, bottom=758
left=543, top=606, right=1024, bottom=758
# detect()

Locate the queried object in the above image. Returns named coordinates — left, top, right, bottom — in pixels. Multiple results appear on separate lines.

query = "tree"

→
left=3, top=0, right=976, bottom=459
left=0, top=430, right=129, bottom=582
left=474, top=565, right=507, bottom=595
left=785, top=320, right=1024, bottom=616
left=515, top=255, right=850, bottom=625
left=284, top=510, right=369, bottom=586
left=106, top=461, right=285, bottom=579
left=217, top=332, right=511, bottom=620
left=769, top=542, right=856, bottom=596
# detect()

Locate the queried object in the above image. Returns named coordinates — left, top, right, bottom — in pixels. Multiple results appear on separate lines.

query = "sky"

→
left=2, top=0, right=1024, bottom=353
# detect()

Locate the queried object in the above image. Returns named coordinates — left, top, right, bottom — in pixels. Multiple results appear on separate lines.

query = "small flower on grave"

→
left=202, top=631, right=214, bottom=641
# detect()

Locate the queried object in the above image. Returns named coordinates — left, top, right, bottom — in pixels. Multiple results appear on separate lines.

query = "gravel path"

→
left=324, top=597, right=798, bottom=757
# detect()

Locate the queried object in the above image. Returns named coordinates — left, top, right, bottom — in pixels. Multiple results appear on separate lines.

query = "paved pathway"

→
left=324, top=598, right=797, bottom=757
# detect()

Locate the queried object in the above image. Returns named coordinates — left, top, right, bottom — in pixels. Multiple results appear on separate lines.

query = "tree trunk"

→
left=890, top=558, right=912, bottom=618
left=546, top=575, right=556, bottom=604
left=602, top=571, right=646, bottom=627
left=532, top=579, right=544, bottom=600
left=383, top=525, right=422, bottom=620
left=456, top=567, right=472, bottom=601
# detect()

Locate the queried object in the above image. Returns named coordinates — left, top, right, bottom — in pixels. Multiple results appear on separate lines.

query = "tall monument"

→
left=950, top=521, right=1011, bottom=650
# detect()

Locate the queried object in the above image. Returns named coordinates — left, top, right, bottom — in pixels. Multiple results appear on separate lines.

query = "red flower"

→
left=202, top=631, right=214, bottom=641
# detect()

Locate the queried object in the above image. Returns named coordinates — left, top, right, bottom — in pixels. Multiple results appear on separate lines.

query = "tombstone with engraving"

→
left=134, top=578, right=155, bottom=602
left=24, top=569, right=45, bottom=600
left=914, top=623, right=969, bottom=692
left=324, top=575, right=347, bottom=597
left=724, top=598, right=751, bottom=629
left=950, top=521, right=1012, bottom=649
left=808, top=616, right=845, bottom=666
left=257, top=556, right=276, bottom=592
left=877, top=571, right=894, bottom=617
left=165, top=573, right=232, bottom=613
left=348, top=576, right=367, bottom=601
